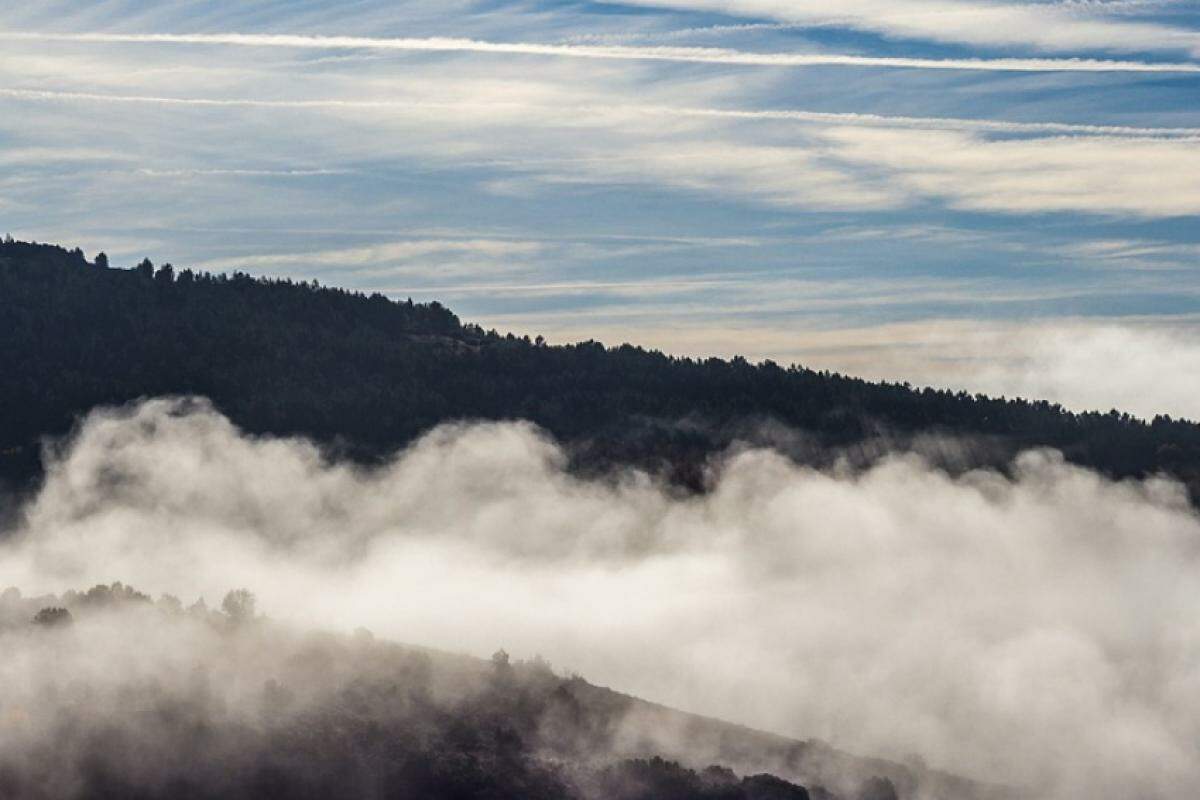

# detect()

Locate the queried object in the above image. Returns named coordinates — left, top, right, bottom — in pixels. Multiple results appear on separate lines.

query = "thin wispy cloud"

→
left=604, top=0, right=1200, bottom=56
left=5, top=89, right=1199, bottom=220
left=194, top=239, right=549, bottom=284
left=4, top=31, right=1199, bottom=73
left=821, top=126, right=1200, bottom=217
left=7, top=88, right=1200, bottom=139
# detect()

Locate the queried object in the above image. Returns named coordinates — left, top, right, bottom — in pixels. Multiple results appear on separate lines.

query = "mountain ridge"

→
left=3, top=237, right=1198, bottom=501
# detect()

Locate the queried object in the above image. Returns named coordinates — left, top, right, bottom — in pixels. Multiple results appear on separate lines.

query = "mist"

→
left=965, top=322, right=1200, bottom=422
left=3, top=397, right=1200, bottom=799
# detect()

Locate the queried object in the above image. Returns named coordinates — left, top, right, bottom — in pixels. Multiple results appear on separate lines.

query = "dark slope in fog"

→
left=2, top=238, right=1199, bottom=498
left=0, top=583, right=1004, bottom=800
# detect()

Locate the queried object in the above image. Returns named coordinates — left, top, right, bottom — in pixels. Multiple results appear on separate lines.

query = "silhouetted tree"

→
left=32, top=606, right=72, bottom=627
left=222, top=588, right=257, bottom=623
left=490, top=648, right=515, bottom=691
left=157, top=593, right=183, bottom=614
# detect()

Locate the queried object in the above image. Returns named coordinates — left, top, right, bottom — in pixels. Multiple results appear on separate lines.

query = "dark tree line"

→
left=3, top=238, right=1199, bottom=499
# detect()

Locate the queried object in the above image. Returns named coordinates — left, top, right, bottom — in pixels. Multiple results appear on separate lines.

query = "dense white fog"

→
left=3, top=398, right=1200, bottom=799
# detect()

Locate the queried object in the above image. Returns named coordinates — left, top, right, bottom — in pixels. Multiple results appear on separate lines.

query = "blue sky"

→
left=3, top=0, right=1200, bottom=416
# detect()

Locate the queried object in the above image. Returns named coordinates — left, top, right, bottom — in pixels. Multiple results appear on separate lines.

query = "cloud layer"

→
left=4, top=399, right=1200, bottom=799
left=607, top=0, right=1200, bottom=56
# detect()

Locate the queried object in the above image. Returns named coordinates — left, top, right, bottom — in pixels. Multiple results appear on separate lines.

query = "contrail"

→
left=645, top=105, right=1200, bottom=138
left=4, top=30, right=1200, bottom=73
left=5, top=87, right=1200, bottom=139
left=563, top=22, right=805, bottom=44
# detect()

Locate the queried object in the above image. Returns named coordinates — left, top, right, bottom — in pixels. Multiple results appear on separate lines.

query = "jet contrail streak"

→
left=4, top=31, right=1200, bottom=73
left=5, top=88, right=1200, bottom=139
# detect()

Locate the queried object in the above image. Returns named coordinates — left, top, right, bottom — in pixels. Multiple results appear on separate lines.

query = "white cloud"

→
left=604, top=0, right=1200, bottom=56
left=821, top=127, right=1200, bottom=217
left=536, top=138, right=903, bottom=210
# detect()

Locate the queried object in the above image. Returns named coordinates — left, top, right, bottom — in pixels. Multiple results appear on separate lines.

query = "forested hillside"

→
left=3, top=238, right=1198, bottom=497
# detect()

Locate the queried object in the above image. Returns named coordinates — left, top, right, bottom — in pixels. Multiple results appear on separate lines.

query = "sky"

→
left=3, top=0, right=1200, bottom=416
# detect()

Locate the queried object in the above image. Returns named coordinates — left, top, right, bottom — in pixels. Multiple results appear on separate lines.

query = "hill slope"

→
left=3, top=238, right=1199, bottom=498
left=0, top=582, right=1004, bottom=800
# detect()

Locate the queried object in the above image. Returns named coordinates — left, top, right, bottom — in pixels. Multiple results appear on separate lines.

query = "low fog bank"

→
left=966, top=322, right=1200, bottom=422
left=3, top=398, right=1200, bottom=799
left=0, top=584, right=917, bottom=800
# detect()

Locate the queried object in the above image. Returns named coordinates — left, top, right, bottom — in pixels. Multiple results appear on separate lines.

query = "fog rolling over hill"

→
left=3, top=241, right=1200, bottom=799
left=0, top=578, right=979, bottom=800
left=3, top=396, right=1200, bottom=799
